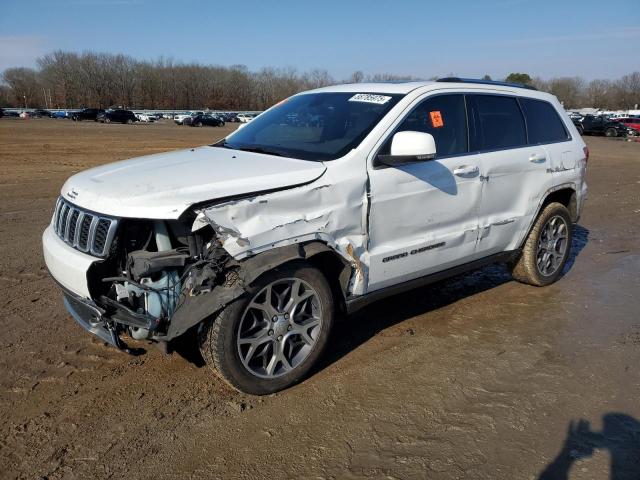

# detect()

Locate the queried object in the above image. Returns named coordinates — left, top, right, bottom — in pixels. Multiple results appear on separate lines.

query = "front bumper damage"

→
left=61, top=285, right=147, bottom=355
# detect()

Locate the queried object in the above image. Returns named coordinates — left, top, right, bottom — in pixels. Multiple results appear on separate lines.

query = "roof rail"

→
left=436, top=77, right=538, bottom=91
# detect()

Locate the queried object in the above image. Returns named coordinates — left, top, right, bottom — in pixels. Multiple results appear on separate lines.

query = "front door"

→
left=367, top=93, right=483, bottom=291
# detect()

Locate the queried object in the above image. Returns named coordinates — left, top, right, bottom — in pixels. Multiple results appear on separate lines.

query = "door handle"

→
left=453, top=165, right=479, bottom=177
left=529, top=153, right=547, bottom=163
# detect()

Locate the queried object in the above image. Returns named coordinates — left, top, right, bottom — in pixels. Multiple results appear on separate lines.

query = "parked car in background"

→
left=72, top=108, right=105, bottom=121
left=3, top=110, right=19, bottom=118
left=97, top=109, right=137, bottom=124
left=572, top=115, right=628, bottom=137
left=174, top=112, right=203, bottom=125
left=0, top=108, right=3, bottom=118
left=135, top=113, right=155, bottom=123
left=19, top=111, right=30, bottom=118
left=32, top=109, right=53, bottom=118
left=188, top=113, right=225, bottom=127
left=236, top=113, right=256, bottom=123
left=51, top=111, right=69, bottom=119
left=182, top=112, right=208, bottom=126
left=614, top=117, right=640, bottom=134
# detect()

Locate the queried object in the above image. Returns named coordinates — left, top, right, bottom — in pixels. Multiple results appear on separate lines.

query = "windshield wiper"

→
left=211, top=141, right=284, bottom=157
left=211, top=140, right=233, bottom=149
left=235, top=146, right=285, bottom=157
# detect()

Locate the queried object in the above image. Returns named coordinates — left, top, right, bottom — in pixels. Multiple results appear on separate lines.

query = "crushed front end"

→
left=43, top=196, right=235, bottom=354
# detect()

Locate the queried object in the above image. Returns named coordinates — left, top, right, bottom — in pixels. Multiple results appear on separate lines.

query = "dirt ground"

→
left=0, top=119, right=638, bottom=480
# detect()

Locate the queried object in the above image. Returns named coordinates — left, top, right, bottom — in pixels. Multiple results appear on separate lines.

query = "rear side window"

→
left=468, top=95, right=527, bottom=151
left=389, top=94, right=467, bottom=157
left=520, top=98, right=569, bottom=144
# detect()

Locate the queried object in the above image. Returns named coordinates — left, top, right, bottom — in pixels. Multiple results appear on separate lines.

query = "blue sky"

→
left=1, top=0, right=638, bottom=80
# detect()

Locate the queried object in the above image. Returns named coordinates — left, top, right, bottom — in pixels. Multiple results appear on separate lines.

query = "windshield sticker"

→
left=348, top=93, right=392, bottom=105
left=430, top=111, right=444, bottom=128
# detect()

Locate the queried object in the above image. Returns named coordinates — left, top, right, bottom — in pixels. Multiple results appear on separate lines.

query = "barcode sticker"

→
left=348, top=93, right=392, bottom=104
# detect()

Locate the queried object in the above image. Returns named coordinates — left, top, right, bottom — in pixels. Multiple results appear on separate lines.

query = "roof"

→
left=306, top=80, right=558, bottom=103
left=309, top=81, right=436, bottom=95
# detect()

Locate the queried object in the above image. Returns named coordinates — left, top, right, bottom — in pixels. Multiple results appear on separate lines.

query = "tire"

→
left=576, top=125, right=584, bottom=135
left=196, top=121, right=203, bottom=127
left=605, top=127, right=617, bottom=137
left=198, top=262, right=334, bottom=395
left=219, top=121, right=225, bottom=127
left=104, top=118, right=111, bottom=124
left=510, top=202, right=573, bottom=287
left=126, top=119, right=133, bottom=125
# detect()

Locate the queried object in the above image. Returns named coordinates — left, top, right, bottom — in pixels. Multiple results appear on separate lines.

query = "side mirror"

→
left=375, top=131, right=437, bottom=168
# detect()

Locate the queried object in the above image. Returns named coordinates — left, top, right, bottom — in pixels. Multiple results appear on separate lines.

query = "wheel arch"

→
left=518, top=184, right=578, bottom=251
left=166, top=240, right=352, bottom=340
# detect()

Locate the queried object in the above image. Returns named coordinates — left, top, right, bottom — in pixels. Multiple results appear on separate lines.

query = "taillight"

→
left=583, top=146, right=589, bottom=165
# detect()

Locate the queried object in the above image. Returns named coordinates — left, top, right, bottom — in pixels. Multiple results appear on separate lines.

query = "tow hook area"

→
left=105, top=322, right=145, bottom=356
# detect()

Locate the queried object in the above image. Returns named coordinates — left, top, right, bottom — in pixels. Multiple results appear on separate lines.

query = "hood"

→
left=61, top=146, right=327, bottom=219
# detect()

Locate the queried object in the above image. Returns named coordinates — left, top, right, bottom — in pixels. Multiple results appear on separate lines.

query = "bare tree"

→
left=0, top=50, right=638, bottom=112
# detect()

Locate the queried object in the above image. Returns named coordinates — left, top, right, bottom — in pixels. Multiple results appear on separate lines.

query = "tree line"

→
left=1, top=50, right=638, bottom=111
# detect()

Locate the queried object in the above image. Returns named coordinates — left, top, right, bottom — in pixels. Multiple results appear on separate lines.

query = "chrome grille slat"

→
left=73, top=211, right=85, bottom=247
left=52, top=197, right=117, bottom=258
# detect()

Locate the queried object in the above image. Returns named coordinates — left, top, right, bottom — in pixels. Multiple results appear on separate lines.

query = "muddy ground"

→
left=0, top=119, right=638, bottom=480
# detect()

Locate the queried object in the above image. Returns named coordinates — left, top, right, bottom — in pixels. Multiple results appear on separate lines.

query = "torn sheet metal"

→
left=196, top=172, right=369, bottom=295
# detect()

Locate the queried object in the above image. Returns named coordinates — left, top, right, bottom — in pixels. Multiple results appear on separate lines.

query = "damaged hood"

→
left=61, top=146, right=327, bottom=219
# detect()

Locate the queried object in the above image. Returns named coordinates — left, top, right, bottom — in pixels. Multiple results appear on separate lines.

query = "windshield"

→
left=215, top=92, right=403, bottom=161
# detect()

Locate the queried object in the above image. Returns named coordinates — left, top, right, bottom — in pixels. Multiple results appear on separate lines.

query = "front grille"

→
left=52, top=197, right=118, bottom=257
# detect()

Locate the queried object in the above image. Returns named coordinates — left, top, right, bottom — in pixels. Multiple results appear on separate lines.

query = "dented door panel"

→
left=475, top=146, right=554, bottom=255
left=367, top=158, right=482, bottom=291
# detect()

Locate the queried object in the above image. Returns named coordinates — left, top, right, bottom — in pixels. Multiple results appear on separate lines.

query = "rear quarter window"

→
left=520, top=98, right=570, bottom=144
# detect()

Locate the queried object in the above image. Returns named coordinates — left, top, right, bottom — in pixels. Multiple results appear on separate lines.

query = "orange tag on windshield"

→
left=430, top=111, right=444, bottom=128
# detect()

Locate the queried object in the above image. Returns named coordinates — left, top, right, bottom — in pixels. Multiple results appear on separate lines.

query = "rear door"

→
left=469, top=94, right=555, bottom=255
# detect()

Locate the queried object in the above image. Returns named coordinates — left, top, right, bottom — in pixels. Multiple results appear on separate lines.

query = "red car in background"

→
left=615, top=117, right=640, bottom=134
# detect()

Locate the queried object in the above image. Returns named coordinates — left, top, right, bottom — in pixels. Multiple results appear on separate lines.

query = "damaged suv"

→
left=43, top=79, right=587, bottom=394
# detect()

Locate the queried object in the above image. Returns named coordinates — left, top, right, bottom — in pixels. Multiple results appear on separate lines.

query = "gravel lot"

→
left=1, top=119, right=639, bottom=479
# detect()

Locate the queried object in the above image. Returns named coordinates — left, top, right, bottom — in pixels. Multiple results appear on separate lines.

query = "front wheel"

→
left=510, top=202, right=573, bottom=286
left=196, top=121, right=203, bottom=127
left=104, top=118, right=111, bottom=124
left=126, top=119, right=133, bottom=125
left=605, top=127, right=617, bottom=137
left=576, top=125, right=584, bottom=135
left=198, top=263, right=334, bottom=395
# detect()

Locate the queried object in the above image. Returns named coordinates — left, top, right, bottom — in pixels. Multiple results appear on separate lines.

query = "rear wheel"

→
left=510, top=202, right=572, bottom=287
left=605, top=127, right=617, bottom=137
left=198, top=263, right=334, bottom=395
left=126, top=119, right=133, bottom=125
left=196, top=121, right=203, bottom=127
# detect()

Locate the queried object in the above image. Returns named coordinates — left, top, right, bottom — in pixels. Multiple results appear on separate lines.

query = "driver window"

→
left=381, top=94, right=468, bottom=157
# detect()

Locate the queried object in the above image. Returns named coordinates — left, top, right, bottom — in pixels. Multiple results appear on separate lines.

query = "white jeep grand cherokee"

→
left=43, top=78, right=587, bottom=394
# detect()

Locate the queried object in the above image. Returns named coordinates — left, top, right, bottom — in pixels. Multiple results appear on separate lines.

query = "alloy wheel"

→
left=536, top=215, right=569, bottom=276
left=237, top=278, right=322, bottom=379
